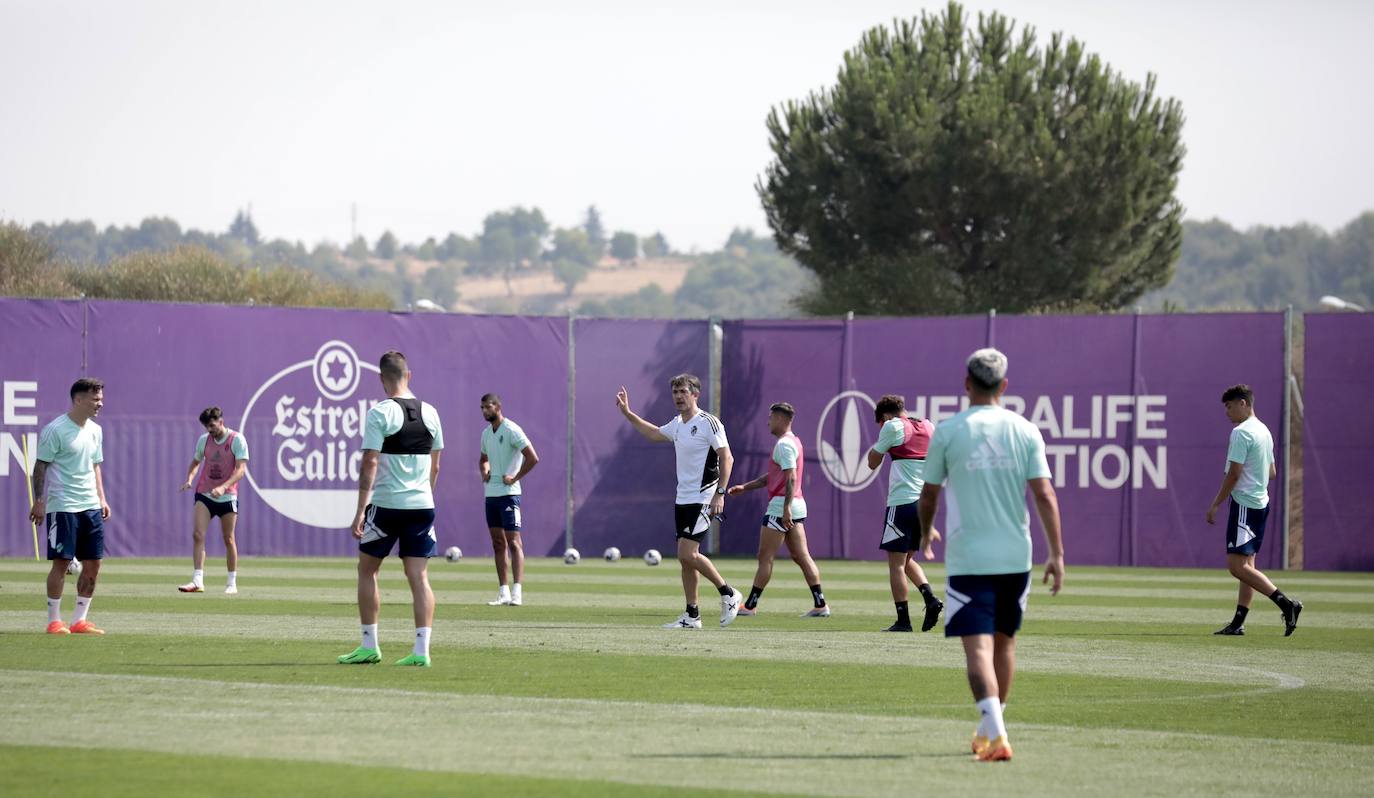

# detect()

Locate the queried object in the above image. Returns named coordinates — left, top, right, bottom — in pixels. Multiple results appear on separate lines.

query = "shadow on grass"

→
left=631, top=752, right=963, bottom=761
left=127, top=663, right=337, bottom=669
left=1045, top=632, right=1200, bottom=638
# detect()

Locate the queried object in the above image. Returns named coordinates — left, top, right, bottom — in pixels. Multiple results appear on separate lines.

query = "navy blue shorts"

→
left=762, top=514, right=806, bottom=533
left=944, top=572, right=1031, bottom=638
left=879, top=503, right=921, bottom=553
left=675, top=503, right=711, bottom=542
left=358, top=505, right=437, bottom=559
left=195, top=492, right=239, bottom=518
left=484, top=495, right=522, bottom=531
left=46, top=510, right=104, bottom=562
left=1226, top=500, right=1269, bottom=556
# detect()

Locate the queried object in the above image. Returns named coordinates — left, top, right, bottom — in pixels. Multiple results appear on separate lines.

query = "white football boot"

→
left=720, top=589, right=743, bottom=627
left=662, top=612, right=703, bottom=630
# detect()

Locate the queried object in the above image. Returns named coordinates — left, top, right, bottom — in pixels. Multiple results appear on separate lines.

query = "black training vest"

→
left=380, top=397, right=434, bottom=455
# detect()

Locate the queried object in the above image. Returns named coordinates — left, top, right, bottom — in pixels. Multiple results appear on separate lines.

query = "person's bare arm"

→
left=28, top=460, right=49, bottom=524
left=867, top=449, right=885, bottom=471
left=211, top=461, right=248, bottom=498
left=780, top=467, right=796, bottom=529
left=1269, top=462, right=1277, bottom=481
left=351, top=451, right=380, bottom=539
left=1207, top=461, right=1245, bottom=524
left=1029, top=477, right=1064, bottom=595
left=180, top=458, right=201, bottom=491
left=430, top=450, right=442, bottom=493
left=616, top=386, right=670, bottom=442
left=504, top=444, right=540, bottom=485
left=917, top=482, right=941, bottom=551
left=710, top=446, right=733, bottom=517
left=727, top=474, right=767, bottom=495
left=94, top=463, right=111, bottom=519
left=479, top=452, right=490, bottom=485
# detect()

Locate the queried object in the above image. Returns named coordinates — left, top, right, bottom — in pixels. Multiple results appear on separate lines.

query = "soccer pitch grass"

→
left=2, top=558, right=1373, bottom=797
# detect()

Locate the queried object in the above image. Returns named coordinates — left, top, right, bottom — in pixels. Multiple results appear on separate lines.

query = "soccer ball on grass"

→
left=66, top=560, right=82, bottom=576
left=643, top=549, right=662, bottom=566
left=563, top=548, right=581, bottom=565
left=444, top=546, right=462, bottom=563
left=603, top=547, right=621, bottom=562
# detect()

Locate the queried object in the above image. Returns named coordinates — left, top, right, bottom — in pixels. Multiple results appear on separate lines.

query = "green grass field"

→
left=2, top=556, right=1372, bottom=797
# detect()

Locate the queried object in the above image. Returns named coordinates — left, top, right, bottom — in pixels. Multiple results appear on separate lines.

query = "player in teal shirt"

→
left=30, top=378, right=111, bottom=636
left=339, top=351, right=444, bottom=668
left=1206, top=384, right=1302, bottom=637
left=918, top=349, right=1064, bottom=762
left=479, top=393, right=540, bottom=607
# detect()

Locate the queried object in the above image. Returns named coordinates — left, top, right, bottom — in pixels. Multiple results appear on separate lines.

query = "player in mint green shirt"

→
left=339, top=351, right=444, bottom=668
left=1205, top=384, right=1302, bottom=637
left=917, top=349, right=1064, bottom=762
left=29, top=378, right=111, bottom=636
left=479, top=393, right=540, bottom=606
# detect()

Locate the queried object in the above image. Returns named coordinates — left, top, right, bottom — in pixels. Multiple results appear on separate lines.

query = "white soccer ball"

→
left=444, top=546, right=462, bottom=563
left=643, top=549, right=662, bottom=566
left=66, top=560, right=82, bottom=576
left=563, top=547, right=581, bottom=565
left=603, top=547, right=621, bottom=562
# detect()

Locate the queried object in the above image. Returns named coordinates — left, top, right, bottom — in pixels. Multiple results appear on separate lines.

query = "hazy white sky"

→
left=2, top=0, right=1371, bottom=252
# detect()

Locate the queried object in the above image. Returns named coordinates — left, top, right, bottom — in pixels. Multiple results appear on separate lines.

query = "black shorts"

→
left=195, top=493, right=239, bottom=518
left=944, top=572, right=1031, bottom=638
left=674, top=503, right=712, bottom=542
left=46, top=510, right=105, bottom=561
left=1226, top=500, right=1269, bottom=556
left=358, top=505, right=437, bottom=559
left=484, top=495, right=522, bottom=531
left=879, top=503, right=921, bottom=553
left=762, top=514, right=806, bottom=533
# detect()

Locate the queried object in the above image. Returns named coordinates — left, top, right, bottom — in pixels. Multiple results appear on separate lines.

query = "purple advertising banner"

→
left=75, top=301, right=569, bottom=558
left=0, top=299, right=87, bottom=559
left=719, top=313, right=1287, bottom=569
left=5, top=299, right=1362, bottom=571
left=1302, top=314, right=1374, bottom=570
left=571, top=318, right=710, bottom=557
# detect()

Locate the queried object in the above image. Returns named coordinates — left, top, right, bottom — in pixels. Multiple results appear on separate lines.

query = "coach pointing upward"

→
left=616, top=374, right=743, bottom=630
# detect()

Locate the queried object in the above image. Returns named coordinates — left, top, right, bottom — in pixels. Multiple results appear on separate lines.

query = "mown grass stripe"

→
left=2, top=668, right=1370, bottom=797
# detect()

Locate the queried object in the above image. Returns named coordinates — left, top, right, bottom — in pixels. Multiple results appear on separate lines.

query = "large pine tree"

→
left=758, top=2, right=1185, bottom=315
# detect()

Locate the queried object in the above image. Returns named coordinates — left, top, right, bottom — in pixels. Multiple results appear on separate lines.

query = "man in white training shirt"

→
left=616, top=373, right=743, bottom=629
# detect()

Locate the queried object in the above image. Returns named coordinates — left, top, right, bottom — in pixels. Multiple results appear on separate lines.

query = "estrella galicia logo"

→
left=240, top=341, right=381, bottom=528
left=815, top=390, right=881, bottom=493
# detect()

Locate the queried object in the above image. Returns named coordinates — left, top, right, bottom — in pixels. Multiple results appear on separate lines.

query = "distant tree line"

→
left=0, top=223, right=391, bottom=310
left=1141, top=215, right=1374, bottom=312
left=12, top=202, right=1365, bottom=317
left=5, top=208, right=810, bottom=317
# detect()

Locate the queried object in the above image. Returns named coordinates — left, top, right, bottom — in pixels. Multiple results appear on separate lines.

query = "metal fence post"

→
left=707, top=317, right=723, bottom=554
left=565, top=313, right=576, bottom=553
left=1282, top=306, right=1293, bottom=569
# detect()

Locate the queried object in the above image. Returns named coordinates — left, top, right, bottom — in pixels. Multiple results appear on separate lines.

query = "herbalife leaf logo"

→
left=816, top=390, right=881, bottom=493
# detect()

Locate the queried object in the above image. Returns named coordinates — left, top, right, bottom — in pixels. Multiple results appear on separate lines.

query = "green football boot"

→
left=393, top=653, right=431, bottom=667
left=336, top=646, right=382, bottom=664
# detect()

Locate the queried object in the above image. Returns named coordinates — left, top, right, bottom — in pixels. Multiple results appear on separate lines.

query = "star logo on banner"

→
left=311, top=340, right=364, bottom=402
left=321, top=352, right=353, bottom=392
